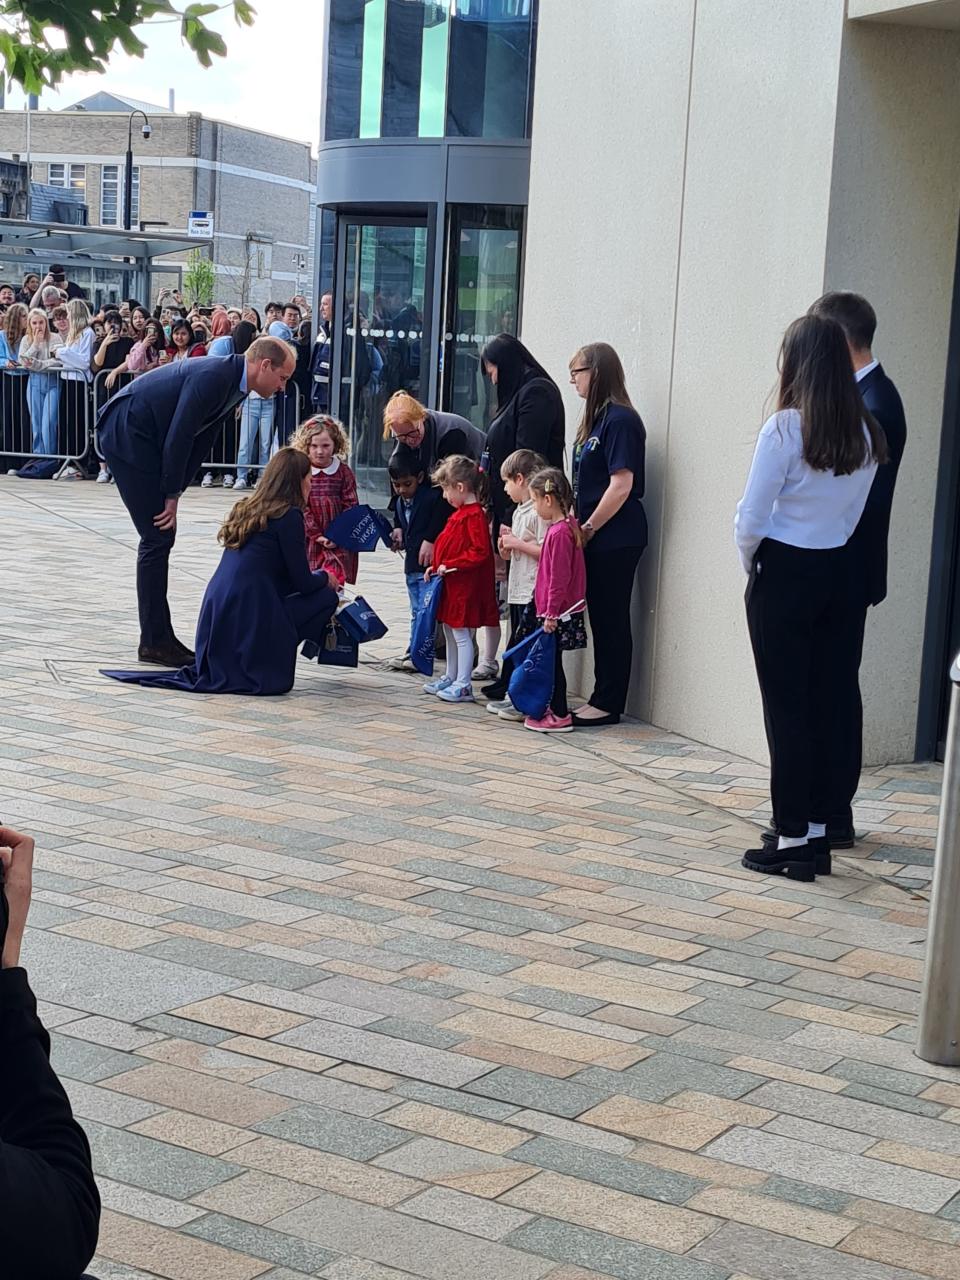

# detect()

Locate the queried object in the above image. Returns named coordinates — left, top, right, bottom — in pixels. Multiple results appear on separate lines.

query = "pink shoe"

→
left=524, top=710, right=573, bottom=733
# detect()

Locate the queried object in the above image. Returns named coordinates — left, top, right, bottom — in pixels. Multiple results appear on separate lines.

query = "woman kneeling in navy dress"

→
left=103, top=448, right=339, bottom=695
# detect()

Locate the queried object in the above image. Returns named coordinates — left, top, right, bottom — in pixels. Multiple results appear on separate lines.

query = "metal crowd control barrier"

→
left=0, top=366, right=92, bottom=476
left=917, top=652, right=960, bottom=1065
left=92, top=368, right=135, bottom=461
left=199, top=386, right=304, bottom=482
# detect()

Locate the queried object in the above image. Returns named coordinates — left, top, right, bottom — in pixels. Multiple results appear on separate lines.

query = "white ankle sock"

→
left=807, top=822, right=826, bottom=839
left=777, top=834, right=808, bottom=851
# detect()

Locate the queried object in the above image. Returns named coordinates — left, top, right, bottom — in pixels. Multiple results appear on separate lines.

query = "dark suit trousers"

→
left=584, top=543, right=643, bottom=715
left=105, top=454, right=177, bottom=648
left=746, top=539, right=864, bottom=838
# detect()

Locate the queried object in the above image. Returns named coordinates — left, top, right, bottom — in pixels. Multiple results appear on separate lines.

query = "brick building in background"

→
left=0, top=92, right=316, bottom=308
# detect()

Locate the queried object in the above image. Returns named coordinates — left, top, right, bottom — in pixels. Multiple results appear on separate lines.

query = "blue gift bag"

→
left=309, top=620, right=359, bottom=668
left=504, top=626, right=556, bottom=719
left=339, top=595, right=388, bottom=644
left=410, top=575, right=444, bottom=675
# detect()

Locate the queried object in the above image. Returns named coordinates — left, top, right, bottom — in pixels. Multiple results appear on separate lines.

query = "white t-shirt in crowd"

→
left=734, top=408, right=877, bottom=575
left=507, top=498, right=548, bottom=605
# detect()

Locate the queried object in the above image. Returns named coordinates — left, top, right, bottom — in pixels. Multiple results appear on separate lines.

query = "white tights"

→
left=444, top=625, right=474, bottom=686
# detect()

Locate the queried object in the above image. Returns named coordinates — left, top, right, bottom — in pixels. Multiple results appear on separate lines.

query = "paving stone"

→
left=64, top=1078, right=165, bottom=1127
left=184, top=1213, right=339, bottom=1273
left=839, top=1224, right=960, bottom=1279
left=141, top=937, right=322, bottom=990
left=758, top=1176, right=853, bottom=1213
left=502, top=1169, right=715, bottom=1250
left=409, top=889, right=575, bottom=934
left=506, top=1109, right=636, bottom=1155
left=743, top=1082, right=960, bottom=1155
left=276, top=1021, right=494, bottom=1087
left=686, top=1186, right=855, bottom=1247
left=139, top=1013, right=237, bottom=1045
left=403, top=858, right=556, bottom=897
left=96, top=1175, right=208, bottom=1228
left=369, top=1016, right=466, bottom=1049
left=843, top=1083, right=947, bottom=1118
left=504, top=1218, right=729, bottom=1280
left=191, top=1171, right=321, bottom=1223
left=690, top=1222, right=934, bottom=1280
left=397, top=1186, right=534, bottom=1240
left=372, top=1136, right=536, bottom=1197
left=129, top=1109, right=257, bottom=1156
left=58, top=1014, right=166, bottom=1053
left=301, top=975, right=465, bottom=1024
left=393, top=1080, right=520, bottom=1121
left=253, top=1103, right=410, bottom=1159
left=270, top=1191, right=554, bottom=1280
left=464, top=1066, right=609, bottom=1118
left=84, top=1119, right=246, bottom=1197
left=379, top=1099, right=530, bottom=1153
left=509, top=1135, right=706, bottom=1204
left=703, top=1128, right=959, bottom=1212
left=575, top=1055, right=766, bottom=1103
left=107, top=1062, right=295, bottom=1126
left=380, top=933, right=527, bottom=974
left=96, top=1208, right=272, bottom=1280
left=254, top=1067, right=397, bottom=1117
left=512, top=986, right=607, bottom=1017
left=50, top=1034, right=147, bottom=1084
left=835, top=1059, right=934, bottom=1097
left=761, top=1114, right=875, bottom=1154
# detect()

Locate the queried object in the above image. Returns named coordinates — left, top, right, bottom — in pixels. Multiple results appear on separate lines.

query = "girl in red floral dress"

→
left=292, top=416, right=359, bottom=588
left=423, top=455, right=499, bottom=704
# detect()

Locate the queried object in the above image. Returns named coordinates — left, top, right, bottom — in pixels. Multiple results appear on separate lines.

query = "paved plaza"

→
left=2, top=476, right=956, bottom=1280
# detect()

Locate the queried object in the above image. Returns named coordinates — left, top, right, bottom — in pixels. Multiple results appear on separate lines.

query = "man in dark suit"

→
left=763, top=292, right=907, bottom=854
left=98, top=336, right=296, bottom=665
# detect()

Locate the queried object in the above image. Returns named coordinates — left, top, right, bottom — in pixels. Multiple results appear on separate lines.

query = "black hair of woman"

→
left=481, top=333, right=555, bottom=412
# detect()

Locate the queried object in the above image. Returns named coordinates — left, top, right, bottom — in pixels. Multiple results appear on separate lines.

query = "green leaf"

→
left=234, top=0, right=255, bottom=25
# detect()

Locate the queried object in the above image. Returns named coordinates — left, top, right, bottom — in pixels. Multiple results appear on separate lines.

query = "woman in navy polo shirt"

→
left=569, top=343, right=648, bottom=726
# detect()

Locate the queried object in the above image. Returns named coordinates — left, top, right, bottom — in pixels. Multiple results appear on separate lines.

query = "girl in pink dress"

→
left=291, top=416, right=359, bottom=587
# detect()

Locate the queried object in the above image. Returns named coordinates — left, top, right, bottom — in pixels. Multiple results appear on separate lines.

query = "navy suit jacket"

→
left=850, top=363, right=907, bottom=607
left=97, top=355, right=248, bottom=497
left=394, top=483, right=450, bottom=575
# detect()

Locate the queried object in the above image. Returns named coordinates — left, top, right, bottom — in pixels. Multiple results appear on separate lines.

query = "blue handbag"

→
left=338, top=595, right=388, bottom=644
left=504, top=626, right=556, bottom=719
left=410, top=575, right=443, bottom=675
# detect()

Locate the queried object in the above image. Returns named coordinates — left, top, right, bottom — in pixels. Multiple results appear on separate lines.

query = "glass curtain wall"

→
left=326, top=0, right=533, bottom=141
left=342, top=220, right=429, bottom=504
left=443, top=204, right=524, bottom=432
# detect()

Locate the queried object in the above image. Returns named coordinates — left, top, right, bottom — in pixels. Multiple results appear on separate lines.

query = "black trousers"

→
left=584, top=543, right=643, bottom=715
left=487, top=603, right=528, bottom=699
left=746, top=539, right=864, bottom=839
left=104, top=454, right=177, bottom=648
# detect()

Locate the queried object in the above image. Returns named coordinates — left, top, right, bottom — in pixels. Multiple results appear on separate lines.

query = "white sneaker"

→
left=6, top=468, right=18, bottom=476
left=233, top=477, right=248, bottom=490
left=55, top=465, right=80, bottom=480
left=437, top=681, right=475, bottom=703
left=423, top=674, right=453, bottom=695
left=223, top=474, right=235, bottom=488
left=498, top=702, right=524, bottom=722
left=486, top=696, right=514, bottom=715
left=201, top=472, right=214, bottom=488
left=96, top=470, right=111, bottom=484
left=472, top=660, right=499, bottom=680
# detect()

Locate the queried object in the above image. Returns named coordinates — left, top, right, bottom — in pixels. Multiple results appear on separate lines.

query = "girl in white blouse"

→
left=735, top=314, right=887, bottom=882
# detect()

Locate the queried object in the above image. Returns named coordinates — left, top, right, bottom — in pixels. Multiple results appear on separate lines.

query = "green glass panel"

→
left=419, top=1, right=449, bottom=138
left=360, top=0, right=386, bottom=139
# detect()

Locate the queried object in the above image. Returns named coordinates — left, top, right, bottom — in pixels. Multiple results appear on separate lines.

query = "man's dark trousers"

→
left=108, top=454, right=177, bottom=649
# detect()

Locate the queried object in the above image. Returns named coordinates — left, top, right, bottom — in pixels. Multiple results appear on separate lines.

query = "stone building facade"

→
left=0, top=102, right=316, bottom=308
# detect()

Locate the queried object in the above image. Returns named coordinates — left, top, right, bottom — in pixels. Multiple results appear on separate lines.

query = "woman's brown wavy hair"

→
left=219, top=447, right=309, bottom=550
left=778, top=315, right=887, bottom=473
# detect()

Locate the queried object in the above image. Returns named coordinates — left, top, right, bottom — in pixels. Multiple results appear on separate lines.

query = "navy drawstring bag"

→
left=338, top=595, right=389, bottom=644
left=504, top=626, right=556, bottom=719
left=410, top=575, right=443, bottom=675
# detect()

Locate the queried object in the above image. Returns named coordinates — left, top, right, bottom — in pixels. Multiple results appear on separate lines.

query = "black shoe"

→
left=301, top=640, right=320, bottom=661
left=169, top=637, right=195, bottom=663
left=137, top=643, right=191, bottom=667
left=571, top=710, right=621, bottom=727
left=480, top=682, right=507, bottom=701
left=826, top=823, right=855, bottom=849
left=807, top=835, right=832, bottom=876
left=742, top=842, right=815, bottom=881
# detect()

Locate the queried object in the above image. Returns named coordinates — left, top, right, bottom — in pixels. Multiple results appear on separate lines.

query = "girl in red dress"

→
left=292, top=416, right=359, bottom=588
left=424, top=455, right=499, bottom=703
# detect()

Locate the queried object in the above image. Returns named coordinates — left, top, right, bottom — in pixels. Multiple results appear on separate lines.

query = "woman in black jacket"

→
left=481, top=334, right=565, bottom=530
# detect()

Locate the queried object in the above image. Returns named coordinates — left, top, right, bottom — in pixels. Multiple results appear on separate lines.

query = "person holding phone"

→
left=0, top=826, right=101, bottom=1276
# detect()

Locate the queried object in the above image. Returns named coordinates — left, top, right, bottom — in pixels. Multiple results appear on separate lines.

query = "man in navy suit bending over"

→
left=98, top=336, right=296, bottom=666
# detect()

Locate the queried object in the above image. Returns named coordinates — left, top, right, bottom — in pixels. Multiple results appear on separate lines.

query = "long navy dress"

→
left=102, top=508, right=339, bottom=695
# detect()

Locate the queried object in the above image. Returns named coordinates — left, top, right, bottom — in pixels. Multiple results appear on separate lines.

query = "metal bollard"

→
left=917, top=652, right=960, bottom=1065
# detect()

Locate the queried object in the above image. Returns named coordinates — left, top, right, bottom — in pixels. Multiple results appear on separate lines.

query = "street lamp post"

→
left=124, top=109, right=152, bottom=232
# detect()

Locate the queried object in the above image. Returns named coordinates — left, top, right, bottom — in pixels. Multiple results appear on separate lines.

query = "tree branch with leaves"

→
left=0, top=1, right=256, bottom=94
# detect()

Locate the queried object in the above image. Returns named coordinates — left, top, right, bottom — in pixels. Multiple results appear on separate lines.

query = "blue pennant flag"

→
left=324, top=504, right=394, bottom=552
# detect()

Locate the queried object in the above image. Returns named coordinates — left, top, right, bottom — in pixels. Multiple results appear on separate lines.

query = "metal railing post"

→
left=917, top=652, right=960, bottom=1065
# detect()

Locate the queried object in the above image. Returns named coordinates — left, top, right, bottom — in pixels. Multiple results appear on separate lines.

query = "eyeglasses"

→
left=569, top=367, right=590, bottom=380
left=393, top=425, right=423, bottom=442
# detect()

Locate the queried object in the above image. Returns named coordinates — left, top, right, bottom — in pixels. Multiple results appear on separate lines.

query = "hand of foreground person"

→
left=154, top=498, right=178, bottom=532
left=0, top=826, right=34, bottom=969
left=418, top=540, right=434, bottom=568
left=543, top=616, right=558, bottom=633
